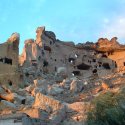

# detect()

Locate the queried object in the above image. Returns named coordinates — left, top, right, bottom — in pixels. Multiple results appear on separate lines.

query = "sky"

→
left=0, top=0, right=125, bottom=53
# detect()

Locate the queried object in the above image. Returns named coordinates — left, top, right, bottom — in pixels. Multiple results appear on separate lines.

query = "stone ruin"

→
left=1, top=26, right=125, bottom=125
left=0, top=33, right=21, bottom=89
left=19, top=26, right=125, bottom=86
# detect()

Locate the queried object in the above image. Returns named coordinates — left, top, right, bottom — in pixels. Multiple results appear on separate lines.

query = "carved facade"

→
left=0, top=33, right=20, bottom=88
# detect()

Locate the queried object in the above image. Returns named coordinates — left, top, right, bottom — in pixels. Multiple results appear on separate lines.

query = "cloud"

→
left=99, top=16, right=125, bottom=43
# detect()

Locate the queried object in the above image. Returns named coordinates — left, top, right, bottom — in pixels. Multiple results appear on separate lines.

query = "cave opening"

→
left=124, top=62, right=125, bottom=66
left=92, top=69, right=97, bottom=74
left=21, top=99, right=26, bottom=104
left=102, top=54, right=107, bottom=58
left=8, top=81, right=13, bottom=86
left=0, top=58, right=3, bottom=63
left=77, top=63, right=91, bottom=70
left=102, top=63, right=111, bottom=69
left=93, top=59, right=96, bottom=62
left=44, top=46, right=51, bottom=53
left=72, top=71, right=81, bottom=76
left=4, top=57, right=12, bottom=65
left=43, top=60, right=48, bottom=67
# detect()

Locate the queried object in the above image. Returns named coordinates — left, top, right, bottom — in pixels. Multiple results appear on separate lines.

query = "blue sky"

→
left=0, top=0, right=125, bottom=53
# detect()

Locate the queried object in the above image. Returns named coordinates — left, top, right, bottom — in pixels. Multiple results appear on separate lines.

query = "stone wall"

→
left=0, top=33, right=20, bottom=88
left=19, top=26, right=118, bottom=82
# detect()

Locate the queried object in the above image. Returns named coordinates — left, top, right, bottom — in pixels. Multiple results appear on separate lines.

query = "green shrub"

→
left=87, top=91, right=125, bottom=125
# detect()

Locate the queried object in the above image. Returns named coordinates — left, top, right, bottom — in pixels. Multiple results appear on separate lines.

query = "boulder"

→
left=70, top=80, right=84, bottom=93
left=67, top=102, right=90, bottom=113
left=49, top=105, right=66, bottom=125
left=31, top=87, right=46, bottom=96
left=1, top=100, right=16, bottom=109
left=23, top=108, right=49, bottom=120
left=48, top=85, right=64, bottom=96
left=0, top=93, right=25, bottom=105
left=33, top=93, right=62, bottom=111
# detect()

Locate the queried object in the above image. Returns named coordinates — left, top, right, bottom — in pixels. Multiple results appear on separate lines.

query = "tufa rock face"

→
left=0, top=32, right=20, bottom=88
left=33, top=92, right=62, bottom=111
left=1, top=26, right=125, bottom=125
left=19, top=39, right=39, bottom=66
left=19, top=26, right=125, bottom=86
left=96, top=37, right=120, bottom=52
left=2, top=26, right=125, bottom=89
left=44, top=31, right=56, bottom=41
left=36, top=26, right=45, bottom=47
left=7, top=33, right=20, bottom=43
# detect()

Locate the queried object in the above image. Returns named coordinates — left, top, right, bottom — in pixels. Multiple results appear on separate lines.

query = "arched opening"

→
left=72, top=71, right=81, bottom=76
left=0, top=58, right=3, bottom=63
left=102, top=63, right=111, bottom=69
left=21, top=99, right=26, bottom=104
left=43, top=60, right=48, bottom=67
left=44, top=46, right=51, bottom=53
left=102, top=54, right=107, bottom=58
left=115, top=62, right=117, bottom=68
left=99, top=64, right=101, bottom=67
left=4, top=58, right=12, bottom=65
left=31, top=60, right=37, bottom=66
left=8, top=80, right=12, bottom=86
left=25, top=72, right=29, bottom=77
left=93, top=59, right=96, bottom=62
left=77, top=63, right=91, bottom=70
left=92, top=69, right=97, bottom=74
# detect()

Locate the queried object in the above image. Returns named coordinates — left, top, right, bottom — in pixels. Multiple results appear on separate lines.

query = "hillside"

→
left=0, top=26, right=125, bottom=125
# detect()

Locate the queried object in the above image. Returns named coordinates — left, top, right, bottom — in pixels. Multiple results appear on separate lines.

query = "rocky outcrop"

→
left=36, top=26, right=45, bottom=47
left=0, top=33, right=20, bottom=88
left=96, top=37, right=124, bottom=52
left=33, top=92, right=62, bottom=111
left=1, top=26, right=125, bottom=125
left=19, top=26, right=123, bottom=87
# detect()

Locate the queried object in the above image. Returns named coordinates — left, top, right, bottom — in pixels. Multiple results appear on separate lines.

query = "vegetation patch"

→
left=87, top=89, right=125, bottom=125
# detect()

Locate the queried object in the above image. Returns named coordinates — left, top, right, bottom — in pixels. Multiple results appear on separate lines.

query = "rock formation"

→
left=0, top=33, right=21, bottom=89
left=1, top=26, right=125, bottom=125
